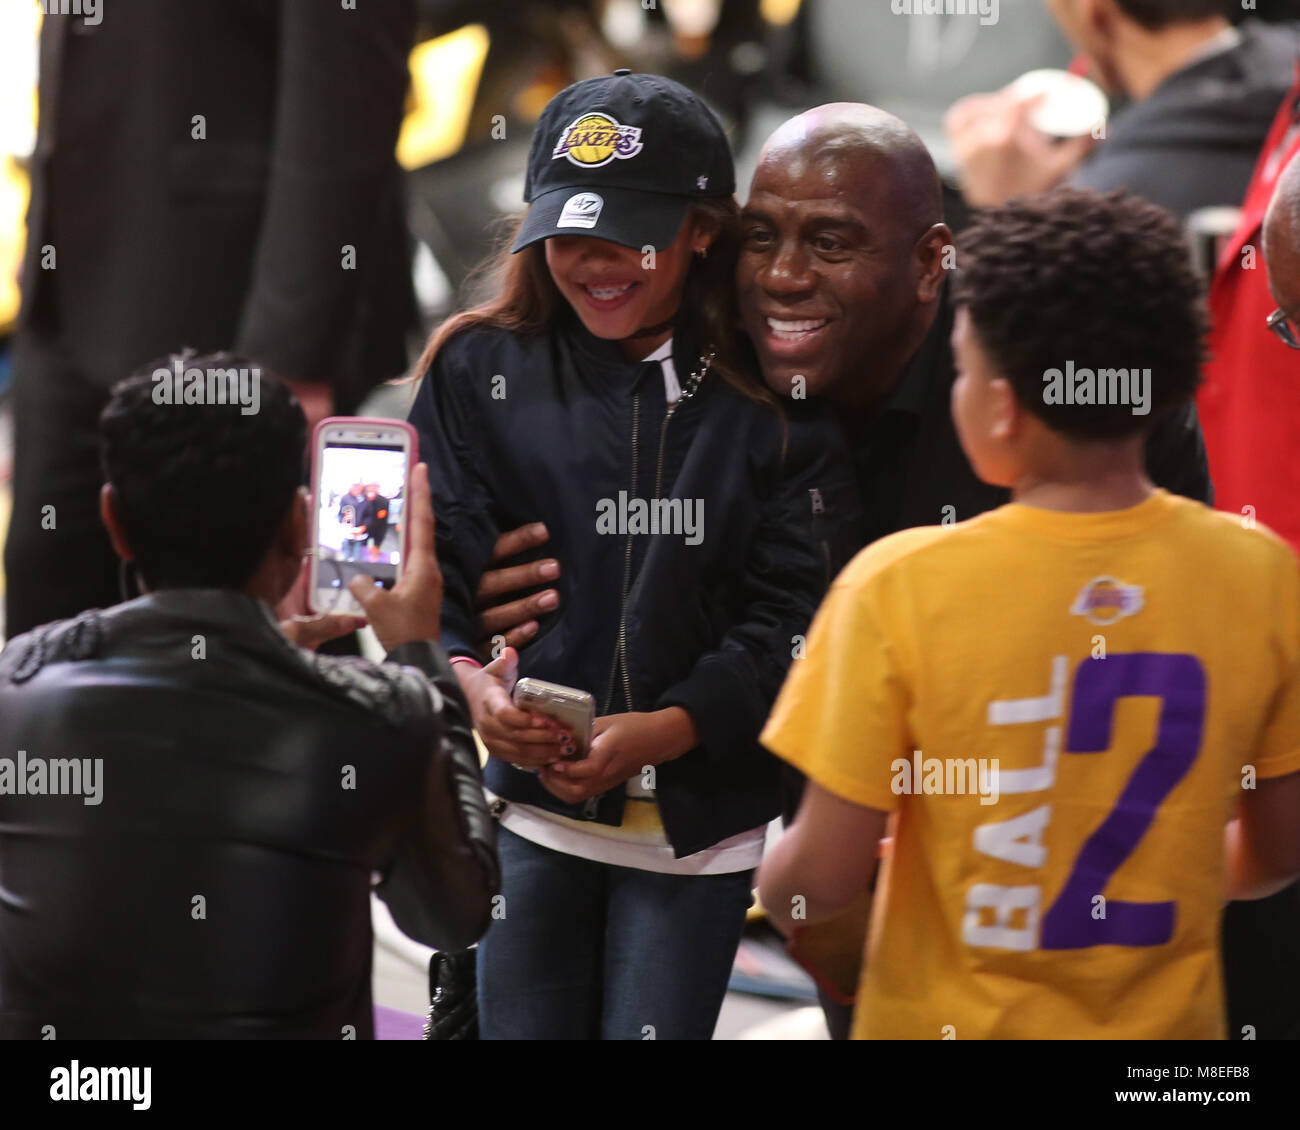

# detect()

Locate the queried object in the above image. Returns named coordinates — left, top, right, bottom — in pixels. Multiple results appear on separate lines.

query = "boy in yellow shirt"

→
left=757, top=187, right=1300, bottom=1040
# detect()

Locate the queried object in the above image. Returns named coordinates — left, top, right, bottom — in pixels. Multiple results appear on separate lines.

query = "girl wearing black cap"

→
left=409, top=71, right=856, bottom=1039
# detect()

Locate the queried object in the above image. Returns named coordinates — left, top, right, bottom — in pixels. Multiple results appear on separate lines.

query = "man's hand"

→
left=458, top=646, right=570, bottom=768
left=944, top=88, right=1094, bottom=208
left=538, top=708, right=698, bottom=804
left=347, top=462, right=443, bottom=652
left=476, top=523, right=561, bottom=652
left=280, top=612, right=368, bottom=650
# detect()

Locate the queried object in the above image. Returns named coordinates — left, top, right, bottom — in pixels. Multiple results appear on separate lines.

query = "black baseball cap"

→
left=512, top=70, right=736, bottom=254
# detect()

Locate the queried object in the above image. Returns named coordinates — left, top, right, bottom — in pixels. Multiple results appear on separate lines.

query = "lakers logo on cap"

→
left=552, top=113, right=644, bottom=168
left=1070, top=576, right=1144, bottom=626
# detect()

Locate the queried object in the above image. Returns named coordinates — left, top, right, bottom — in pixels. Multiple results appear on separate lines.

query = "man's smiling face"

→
left=737, top=144, right=932, bottom=406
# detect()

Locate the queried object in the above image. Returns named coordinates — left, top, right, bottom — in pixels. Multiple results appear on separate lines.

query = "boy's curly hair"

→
left=953, top=187, right=1208, bottom=440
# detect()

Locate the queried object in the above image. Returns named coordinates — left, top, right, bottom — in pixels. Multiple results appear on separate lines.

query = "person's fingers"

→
left=281, top=613, right=368, bottom=650
left=489, top=719, right=566, bottom=745
left=483, top=730, right=565, bottom=767
left=499, top=621, right=540, bottom=650
left=347, top=574, right=384, bottom=614
left=475, top=558, right=561, bottom=605
left=487, top=523, right=550, bottom=565
left=404, top=462, right=436, bottom=566
left=480, top=679, right=561, bottom=738
left=1046, top=133, right=1095, bottom=173
left=943, top=92, right=993, bottom=136
left=478, top=591, right=560, bottom=634
left=483, top=645, right=517, bottom=682
left=554, top=751, right=606, bottom=779
left=538, top=769, right=590, bottom=804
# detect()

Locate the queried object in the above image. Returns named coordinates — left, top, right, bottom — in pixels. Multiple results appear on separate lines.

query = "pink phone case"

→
left=307, top=416, right=419, bottom=614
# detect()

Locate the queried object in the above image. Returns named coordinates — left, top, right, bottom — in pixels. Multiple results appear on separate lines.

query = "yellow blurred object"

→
left=760, top=0, right=803, bottom=27
left=0, top=156, right=28, bottom=334
left=397, top=24, right=491, bottom=172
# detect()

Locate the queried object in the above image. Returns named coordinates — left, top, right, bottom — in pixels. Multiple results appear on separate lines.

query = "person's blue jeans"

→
left=477, top=824, right=754, bottom=1040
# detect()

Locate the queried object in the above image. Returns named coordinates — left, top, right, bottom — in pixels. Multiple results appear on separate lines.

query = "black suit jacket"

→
left=0, top=590, right=498, bottom=1039
left=22, top=0, right=417, bottom=408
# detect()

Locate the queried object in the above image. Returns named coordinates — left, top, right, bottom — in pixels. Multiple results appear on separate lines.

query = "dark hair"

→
left=413, top=198, right=774, bottom=409
left=953, top=188, right=1207, bottom=441
left=100, top=351, right=306, bottom=589
left=1116, top=0, right=1235, bottom=29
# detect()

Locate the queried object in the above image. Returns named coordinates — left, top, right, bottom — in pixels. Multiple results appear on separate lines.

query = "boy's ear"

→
left=988, top=377, right=1021, bottom=443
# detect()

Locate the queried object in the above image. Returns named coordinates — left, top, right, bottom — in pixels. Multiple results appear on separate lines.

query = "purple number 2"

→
left=1040, top=653, right=1206, bottom=949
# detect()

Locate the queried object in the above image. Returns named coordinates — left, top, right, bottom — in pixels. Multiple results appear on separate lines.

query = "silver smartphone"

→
left=310, top=417, right=416, bottom=616
left=512, top=678, right=595, bottom=761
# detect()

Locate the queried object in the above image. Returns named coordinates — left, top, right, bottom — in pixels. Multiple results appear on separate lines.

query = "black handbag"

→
left=423, top=947, right=479, bottom=1040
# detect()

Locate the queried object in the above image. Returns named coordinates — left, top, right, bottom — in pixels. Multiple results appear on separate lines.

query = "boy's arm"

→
left=758, top=782, right=889, bottom=936
left=1226, top=770, right=1300, bottom=901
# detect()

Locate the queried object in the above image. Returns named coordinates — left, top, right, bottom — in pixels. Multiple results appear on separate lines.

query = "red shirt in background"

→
left=1201, top=68, right=1300, bottom=554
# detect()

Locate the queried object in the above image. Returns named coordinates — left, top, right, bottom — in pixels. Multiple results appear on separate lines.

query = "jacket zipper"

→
left=603, top=395, right=640, bottom=715
left=603, top=382, right=683, bottom=715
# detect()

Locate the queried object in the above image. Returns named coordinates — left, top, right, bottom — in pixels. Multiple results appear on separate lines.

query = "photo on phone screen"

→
left=311, top=422, right=412, bottom=614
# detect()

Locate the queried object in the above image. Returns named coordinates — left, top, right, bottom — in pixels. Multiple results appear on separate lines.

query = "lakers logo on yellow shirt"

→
left=552, top=113, right=644, bottom=168
left=1070, top=575, right=1144, bottom=626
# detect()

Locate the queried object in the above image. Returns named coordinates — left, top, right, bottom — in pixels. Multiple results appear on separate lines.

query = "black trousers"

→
left=4, top=323, right=122, bottom=639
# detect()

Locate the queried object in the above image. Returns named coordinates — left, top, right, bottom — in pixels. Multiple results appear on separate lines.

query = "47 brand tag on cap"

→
left=558, top=192, right=605, bottom=230
left=552, top=113, right=644, bottom=167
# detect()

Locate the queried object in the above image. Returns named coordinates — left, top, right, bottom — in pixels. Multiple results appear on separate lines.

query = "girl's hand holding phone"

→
left=539, top=708, right=698, bottom=805
left=458, top=646, right=571, bottom=769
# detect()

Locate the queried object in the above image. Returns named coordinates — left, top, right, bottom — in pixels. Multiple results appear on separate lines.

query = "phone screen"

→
left=313, top=439, right=409, bottom=612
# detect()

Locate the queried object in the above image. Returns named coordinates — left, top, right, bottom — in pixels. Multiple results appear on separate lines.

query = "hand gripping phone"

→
left=512, top=678, right=595, bottom=761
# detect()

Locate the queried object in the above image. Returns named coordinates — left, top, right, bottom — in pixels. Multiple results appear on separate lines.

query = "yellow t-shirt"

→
left=762, top=491, right=1300, bottom=1040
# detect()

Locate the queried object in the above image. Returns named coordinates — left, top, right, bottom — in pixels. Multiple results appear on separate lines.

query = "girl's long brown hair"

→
left=413, top=198, right=775, bottom=409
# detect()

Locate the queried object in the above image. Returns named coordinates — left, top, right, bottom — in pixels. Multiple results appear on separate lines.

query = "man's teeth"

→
left=767, top=317, right=829, bottom=337
left=586, top=284, right=635, bottom=301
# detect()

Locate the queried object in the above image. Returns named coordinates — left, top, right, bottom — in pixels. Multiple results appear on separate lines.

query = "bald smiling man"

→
left=736, top=104, right=1212, bottom=548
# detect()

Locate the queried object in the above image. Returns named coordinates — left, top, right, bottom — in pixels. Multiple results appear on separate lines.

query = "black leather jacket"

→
left=0, top=590, right=498, bottom=1039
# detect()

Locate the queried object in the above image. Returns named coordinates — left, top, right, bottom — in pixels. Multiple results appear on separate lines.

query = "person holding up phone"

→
left=409, top=71, right=858, bottom=1040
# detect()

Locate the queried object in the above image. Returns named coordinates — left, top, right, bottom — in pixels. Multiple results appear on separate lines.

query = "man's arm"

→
left=378, top=640, right=499, bottom=950
left=1227, top=770, right=1300, bottom=901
